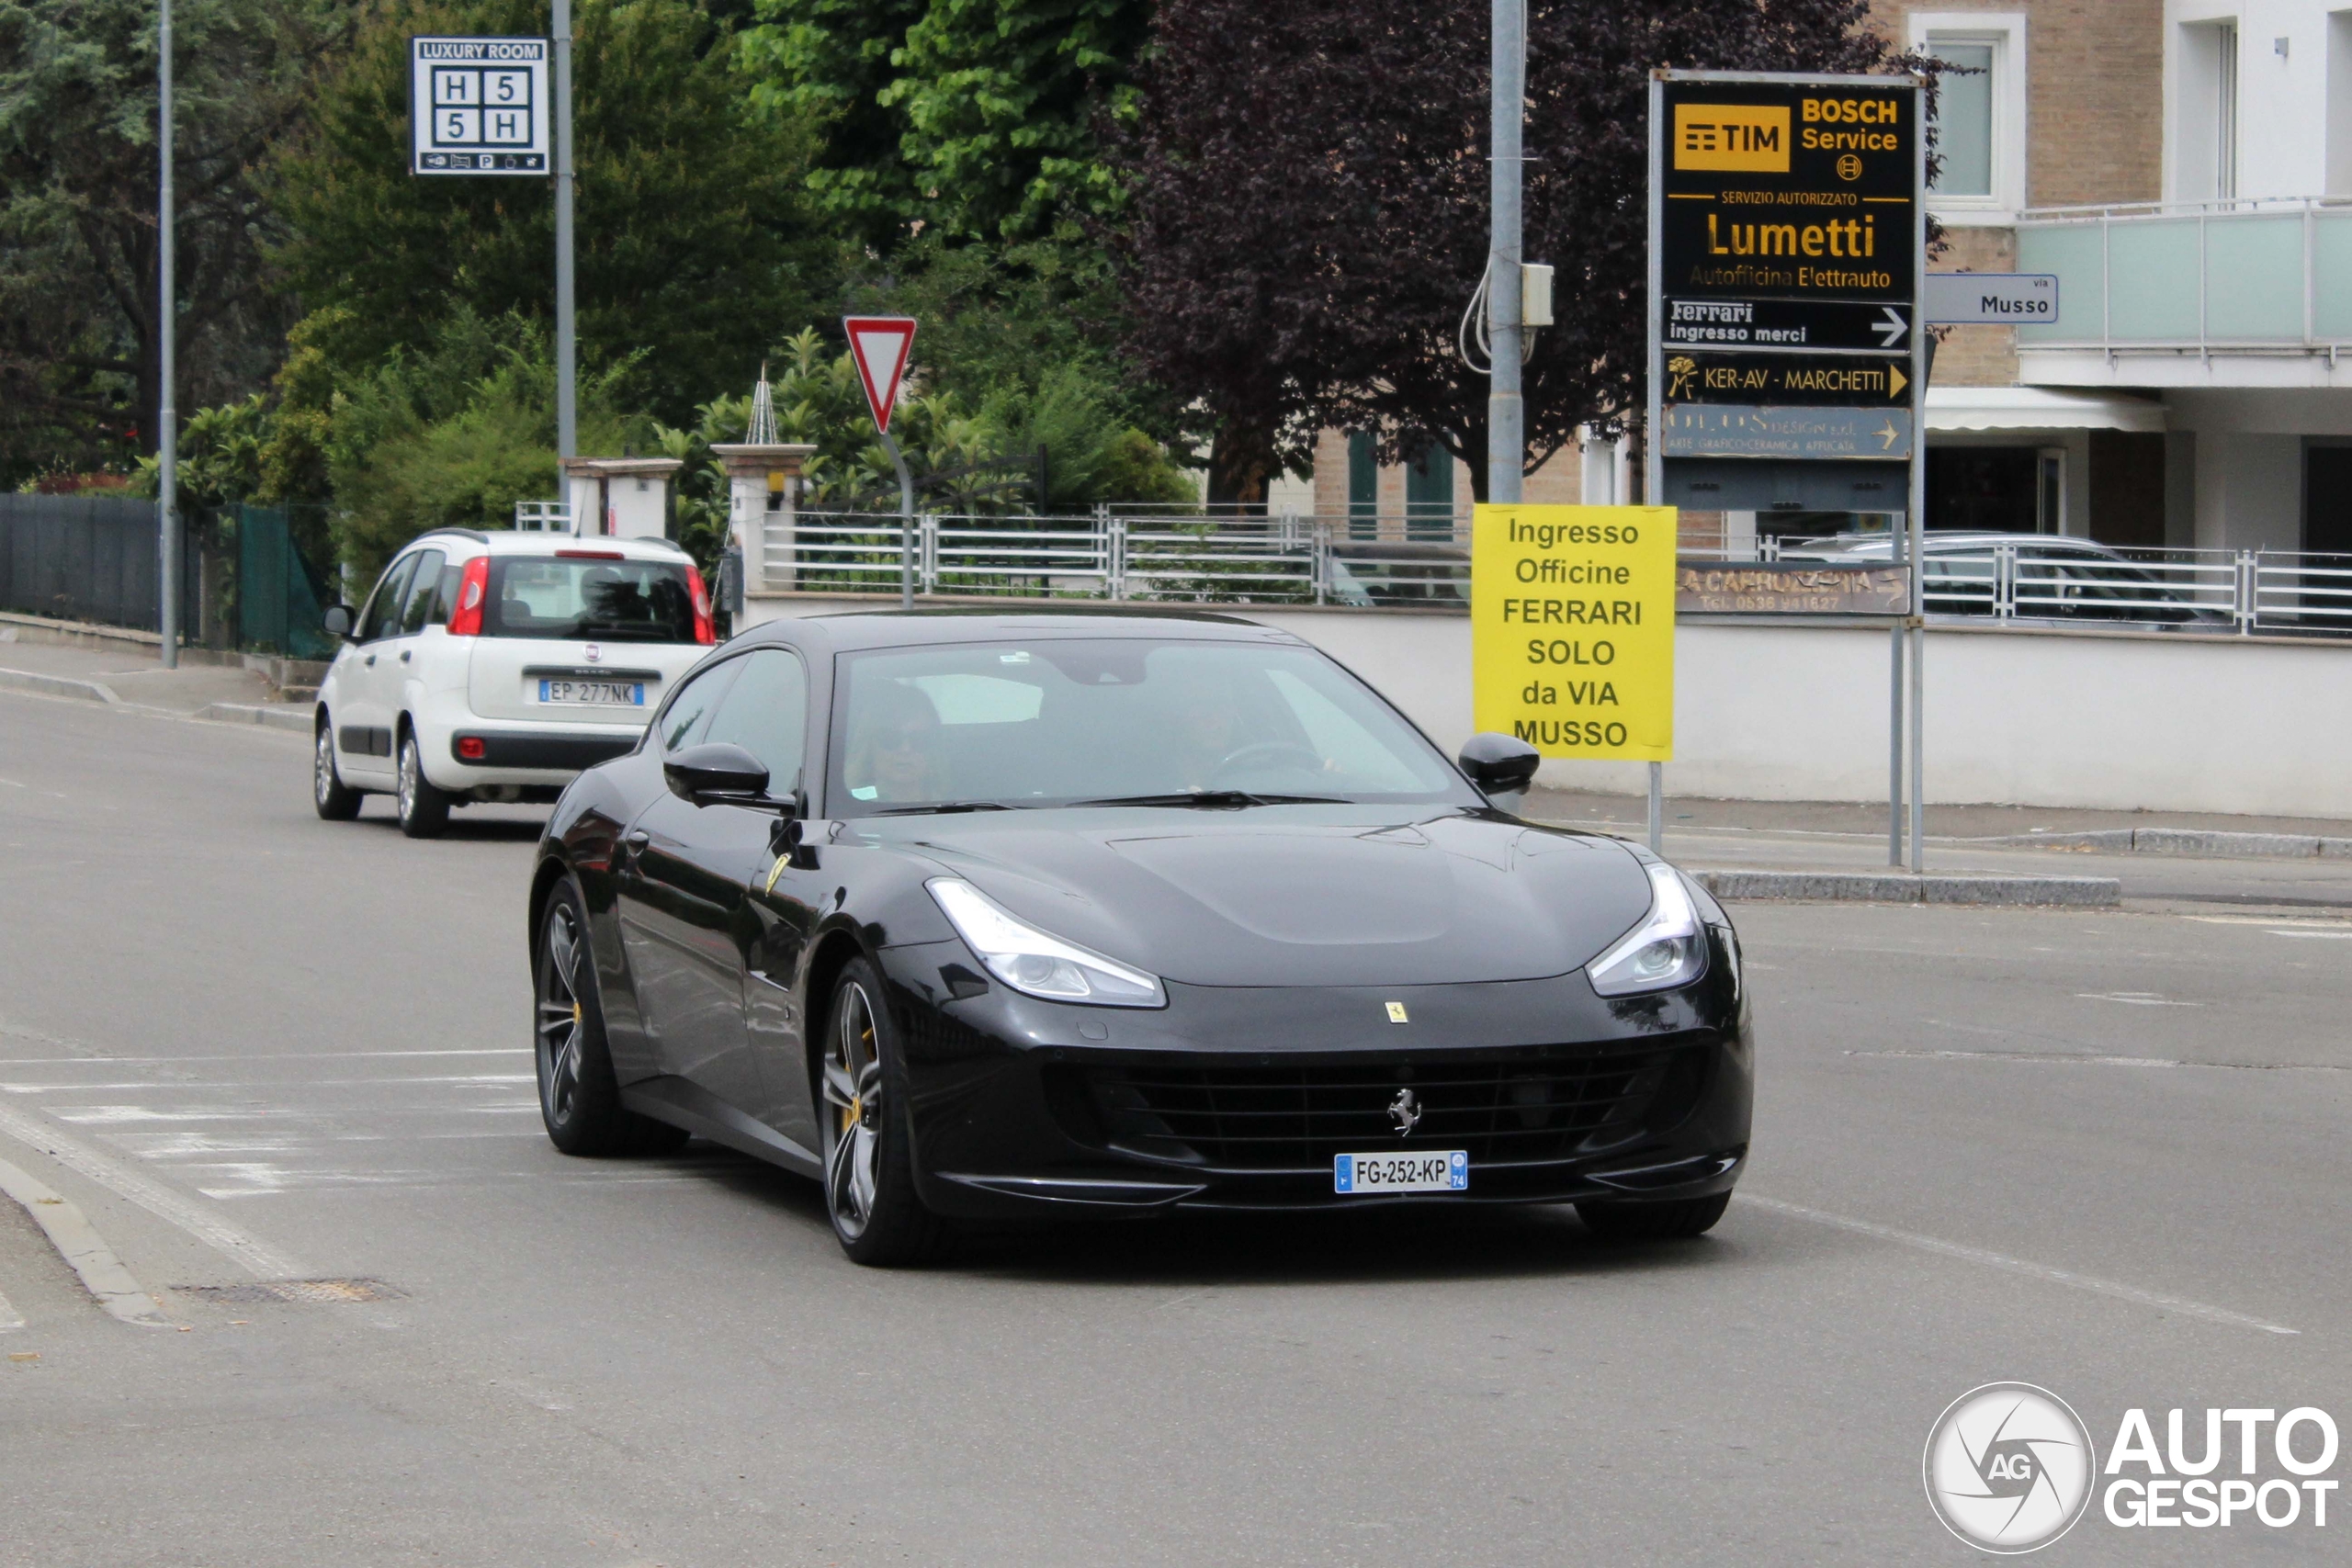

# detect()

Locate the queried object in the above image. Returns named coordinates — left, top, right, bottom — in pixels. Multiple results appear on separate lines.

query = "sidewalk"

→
left=0, top=628, right=298, bottom=718
left=1523, top=786, right=2352, bottom=913
left=1522, top=785, right=2352, bottom=844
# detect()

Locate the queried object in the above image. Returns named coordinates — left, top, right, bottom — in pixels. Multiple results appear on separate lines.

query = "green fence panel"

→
left=235, top=504, right=335, bottom=659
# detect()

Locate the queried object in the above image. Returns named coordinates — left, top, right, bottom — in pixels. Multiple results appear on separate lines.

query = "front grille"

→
left=1068, top=1045, right=1710, bottom=1172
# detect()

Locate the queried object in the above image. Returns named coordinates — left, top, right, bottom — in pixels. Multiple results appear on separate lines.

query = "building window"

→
left=2178, top=20, right=2240, bottom=202
left=1346, top=430, right=1377, bottom=539
left=1911, top=14, right=2027, bottom=221
left=1404, top=440, right=1453, bottom=541
left=1932, top=42, right=1996, bottom=197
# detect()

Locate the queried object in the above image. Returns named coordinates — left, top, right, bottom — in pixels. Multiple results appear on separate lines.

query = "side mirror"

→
left=322, top=604, right=355, bottom=639
left=663, top=741, right=777, bottom=806
left=1458, top=731, right=1541, bottom=805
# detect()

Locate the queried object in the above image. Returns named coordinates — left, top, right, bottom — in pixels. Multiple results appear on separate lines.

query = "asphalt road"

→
left=3, top=687, right=2348, bottom=1566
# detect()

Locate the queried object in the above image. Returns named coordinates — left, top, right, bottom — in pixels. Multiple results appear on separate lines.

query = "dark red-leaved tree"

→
left=1111, top=0, right=1916, bottom=506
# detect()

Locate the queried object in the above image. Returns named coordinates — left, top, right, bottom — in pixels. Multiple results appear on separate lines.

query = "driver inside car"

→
left=1167, top=675, right=1244, bottom=789
left=845, top=680, right=952, bottom=803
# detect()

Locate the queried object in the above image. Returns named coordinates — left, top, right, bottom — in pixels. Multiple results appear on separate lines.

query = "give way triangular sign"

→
left=843, top=316, right=918, bottom=434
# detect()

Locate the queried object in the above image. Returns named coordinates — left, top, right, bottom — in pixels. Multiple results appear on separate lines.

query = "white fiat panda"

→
left=312, top=529, right=717, bottom=837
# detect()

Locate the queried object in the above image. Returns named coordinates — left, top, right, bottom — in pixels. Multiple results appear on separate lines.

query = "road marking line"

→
left=0, top=1049, right=526, bottom=1065
left=2184, top=914, right=2352, bottom=929
left=1739, top=1194, right=2297, bottom=1337
left=1850, top=1047, right=2352, bottom=1073
left=2075, top=991, right=2201, bottom=1007
left=2267, top=930, right=2352, bottom=940
left=0, top=1154, right=171, bottom=1327
left=0, top=1281, right=20, bottom=1331
left=0, top=1101, right=305, bottom=1280
left=5, top=1075, right=535, bottom=1092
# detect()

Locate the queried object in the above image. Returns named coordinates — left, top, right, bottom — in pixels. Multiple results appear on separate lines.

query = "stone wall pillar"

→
left=709, top=444, right=817, bottom=591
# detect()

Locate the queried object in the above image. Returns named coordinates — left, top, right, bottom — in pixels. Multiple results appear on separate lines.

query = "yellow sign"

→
left=1473, top=505, right=1676, bottom=762
left=1673, top=104, right=1791, bottom=172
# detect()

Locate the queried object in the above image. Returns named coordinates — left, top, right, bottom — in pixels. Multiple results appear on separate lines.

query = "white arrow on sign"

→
left=1872, top=307, right=1909, bottom=348
left=843, top=315, right=918, bottom=434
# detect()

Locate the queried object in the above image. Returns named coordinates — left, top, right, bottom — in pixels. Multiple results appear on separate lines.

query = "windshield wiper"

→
left=1075, top=790, right=1348, bottom=809
left=869, top=799, right=1021, bottom=816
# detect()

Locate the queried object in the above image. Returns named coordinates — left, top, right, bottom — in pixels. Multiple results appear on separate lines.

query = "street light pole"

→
left=552, top=0, right=576, bottom=471
left=1487, top=0, right=1523, bottom=510
left=156, top=0, right=177, bottom=669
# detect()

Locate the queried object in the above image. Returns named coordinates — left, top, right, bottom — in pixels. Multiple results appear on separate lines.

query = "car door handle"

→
left=363, top=653, right=376, bottom=666
left=399, top=649, right=412, bottom=662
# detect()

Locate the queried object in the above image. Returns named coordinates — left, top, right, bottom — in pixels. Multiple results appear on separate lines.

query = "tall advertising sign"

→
left=1646, top=68, right=1928, bottom=867
left=1647, top=71, right=1924, bottom=515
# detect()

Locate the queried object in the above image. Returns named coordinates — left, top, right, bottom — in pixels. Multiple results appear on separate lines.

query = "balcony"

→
left=2013, top=197, right=2352, bottom=386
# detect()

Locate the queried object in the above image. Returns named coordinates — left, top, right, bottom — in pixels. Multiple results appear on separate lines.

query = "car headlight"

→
left=1587, top=862, right=1709, bottom=997
left=926, top=878, right=1167, bottom=1009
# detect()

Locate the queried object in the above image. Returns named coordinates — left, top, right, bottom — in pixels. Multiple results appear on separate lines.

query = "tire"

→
left=534, top=882, right=688, bottom=1157
left=820, top=958, right=949, bottom=1267
left=396, top=728, right=452, bottom=839
left=313, top=722, right=362, bottom=821
left=1575, top=1190, right=1732, bottom=1241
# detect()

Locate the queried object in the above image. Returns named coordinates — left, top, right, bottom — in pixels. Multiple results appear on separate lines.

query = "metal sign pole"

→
left=156, top=0, right=177, bottom=669
left=1644, top=74, right=1667, bottom=856
left=1888, top=545, right=1905, bottom=865
left=1906, top=78, right=1928, bottom=875
left=879, top=432, right=915, bottom=611
left=1487, top=0, right=1523, bottom=507
left=552, top=0, right=576, bottom=470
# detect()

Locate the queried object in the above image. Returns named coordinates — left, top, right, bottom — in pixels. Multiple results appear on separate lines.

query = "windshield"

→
left=827, top=637, right=1473, bottom=816
left=485, top=555, right=696, bottom=641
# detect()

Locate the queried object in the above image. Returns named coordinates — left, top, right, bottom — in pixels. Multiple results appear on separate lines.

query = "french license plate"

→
left=1334, top=1149, right=1469, bottom=1194
left=537, top=679, right=643, bottom=706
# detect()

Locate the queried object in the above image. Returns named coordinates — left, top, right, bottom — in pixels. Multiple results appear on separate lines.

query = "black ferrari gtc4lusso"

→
left=527, top=612, right=1751, bottom=1264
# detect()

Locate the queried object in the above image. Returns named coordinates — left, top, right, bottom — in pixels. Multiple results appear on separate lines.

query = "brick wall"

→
left=1928, top=227, right=2021, bottom=387
left=1865, top=0, right=2164, bottom=208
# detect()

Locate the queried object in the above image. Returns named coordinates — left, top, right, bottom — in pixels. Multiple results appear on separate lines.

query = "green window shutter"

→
left=1347, top=431, right=1377, bottom=539
left=1406, top=440, right=1453, bottom=541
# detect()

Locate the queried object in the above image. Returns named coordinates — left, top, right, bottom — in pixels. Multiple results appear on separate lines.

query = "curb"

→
left=1977, top=828, right=2352, bottom=861
left=193, top=702, right=313, bottom=733
left=0, top=1155, right=171, bottom=1328
left=1690, top=869, right=2121, bottom=907
left=0, top=666, right=119, bottom=705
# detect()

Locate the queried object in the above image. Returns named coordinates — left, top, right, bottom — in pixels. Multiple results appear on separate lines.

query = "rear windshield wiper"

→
left=869, top=799, right=1021, bottom=816
left=1075, top=790, right=1348, bottom=809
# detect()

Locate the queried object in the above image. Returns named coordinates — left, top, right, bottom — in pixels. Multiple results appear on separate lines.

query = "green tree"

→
left=0, top=0, right=344, bottom=486
left=268, top=0, right=828, bottom=429
left=324, top=309, right=639, bottom=579
left=741, top=0, right=1148, bottom=245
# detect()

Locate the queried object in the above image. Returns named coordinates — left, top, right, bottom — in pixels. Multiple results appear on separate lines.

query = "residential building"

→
left=1303, top=3, right=2346, bottom=558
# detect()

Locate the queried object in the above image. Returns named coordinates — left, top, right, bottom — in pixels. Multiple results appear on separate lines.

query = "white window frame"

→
left=2169, top=11, right=2243, bottom=203
left=1910, top=13, right=2029, bottom=224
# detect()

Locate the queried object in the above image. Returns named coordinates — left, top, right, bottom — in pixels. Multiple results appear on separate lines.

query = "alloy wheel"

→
left=821, top=980, right=886, bottom=1239
left=314, top=728, right=335, bottom=807
left=396, top=739, right=418, bottom=824
left=537, top=902, right=588, bottom=1125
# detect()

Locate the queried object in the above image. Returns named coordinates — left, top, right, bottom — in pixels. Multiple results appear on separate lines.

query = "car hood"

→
left=880, top=807, right=1656, bottom=987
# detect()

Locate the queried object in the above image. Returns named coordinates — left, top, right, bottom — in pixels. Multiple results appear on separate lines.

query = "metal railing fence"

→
left=1722, top=536, right=2352, bottom=637
left=763, top=513, right=1471, bottom=609
left=757, top=513, right=2352, bottom=639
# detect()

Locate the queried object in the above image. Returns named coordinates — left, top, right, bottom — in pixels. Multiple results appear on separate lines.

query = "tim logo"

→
left=1673, top=104, right=1791, bottom=173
